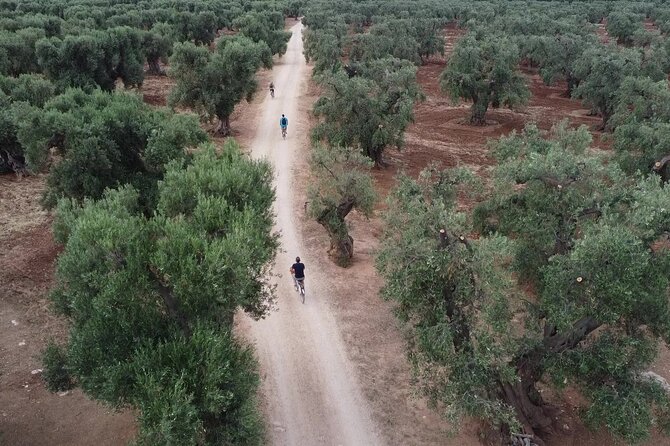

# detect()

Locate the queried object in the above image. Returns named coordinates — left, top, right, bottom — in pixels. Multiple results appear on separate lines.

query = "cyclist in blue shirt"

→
left=280, top=114, right=288, bottom=138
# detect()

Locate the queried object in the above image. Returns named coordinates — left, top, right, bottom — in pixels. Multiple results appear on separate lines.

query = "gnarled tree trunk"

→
left=653, top=154, right=670, bottom=183
left=470, top=94, right=490, bottom=126
left=497, top=317, right=601, bottom=445
left=215, top=115, right=231, bottom=136
left=365, top=145, right=385, bottom=168
left=147, top=58, right=165, bottom=75
left=316, top=197, right=356, bottom=267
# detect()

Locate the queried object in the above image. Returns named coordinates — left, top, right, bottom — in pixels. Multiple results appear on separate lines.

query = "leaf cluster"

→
left=50, top=142, right=277, bottom=444
left=17, top=88, right=206, bottom=208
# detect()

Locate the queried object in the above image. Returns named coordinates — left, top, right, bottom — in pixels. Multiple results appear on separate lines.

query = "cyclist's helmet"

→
left=296, top=256, right=300, bottom=262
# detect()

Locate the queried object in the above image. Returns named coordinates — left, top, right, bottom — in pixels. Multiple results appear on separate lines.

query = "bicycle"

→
left=293, top=275, right=305, bottom=303
left=270, top=88, right=275, bottom=98
left=281, top=127, right=287, bottom=139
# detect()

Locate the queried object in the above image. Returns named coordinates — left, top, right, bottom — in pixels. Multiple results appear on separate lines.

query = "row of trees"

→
left=0, top=1, right=299, bottom=443
left=0, top=0, right=295, bottom=95
left=377, top=123, right=670, bottom=446
left=0, top=1, right=293, bottom=173
left=302, top=1, right=670, bottom=445
left=303, top=5, right=435, bottom=264
left=47, top=142, right=278, bottom=444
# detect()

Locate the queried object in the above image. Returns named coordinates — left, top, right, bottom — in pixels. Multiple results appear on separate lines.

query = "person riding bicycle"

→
left=290, top=256, right=305, bottom=291
left=280, top=114, right=288, bottom=137
left=269, top=82, right=275, bottom=97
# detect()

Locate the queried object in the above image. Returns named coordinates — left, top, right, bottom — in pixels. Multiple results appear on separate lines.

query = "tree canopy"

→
left=312, top=58, right=422, bottom=166
left=379, top=123, right=670, bottom=446
left=308, top=145, right=376, bottom=266
left=17, top=88, right=206, bottom=208
left=49, top=142, right=277, bottom=445
left=572, top=45, right=642, bottom=129
left=169, top=35, right=272, bottom=135
left=233, top=10, right=292, bottom=57
left=36, top=27, right=145, bottom=91
left=440, top=33, right=529, bottom=125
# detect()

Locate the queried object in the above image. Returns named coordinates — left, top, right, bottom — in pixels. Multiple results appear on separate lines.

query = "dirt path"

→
left=236, top=23, right=382, bottom=445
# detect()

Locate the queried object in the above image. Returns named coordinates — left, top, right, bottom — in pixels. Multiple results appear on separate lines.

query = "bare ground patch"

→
left=0, top=175, right=136, bottom=446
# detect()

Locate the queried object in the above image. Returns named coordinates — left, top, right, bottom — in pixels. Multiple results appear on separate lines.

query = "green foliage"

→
left=132, top=327, right=263, bottom=446
left=312, top=58, right=422, bottom=165
left=380, top=122, right=670, bottom=444
left=49, top=142, right=276, bottom=445
left=414, top=19, right=445, bottom=63
left=0, top=73, right=55, bottom=106
left=349, top=19, right=421, bottom=65
left=233, top=11, right=292, bottom=57
left=609, top=76, right=670, bottom=177
left=440, top=33, right=529, bottom=125
left=0, top=74, right=56, bottom=172
left=606, top=10, right=643, bottom=46
left=0, top=27, right=44, bottom=75
left=16, top=89, right=206, bottom=208
left=302, top=21, right=346, bottom=74
left=189, top=11, right=217, bottom=46
left=0, top=95, right=22, bottom=173
left=169, top=36, right=271, bottom=135
left=524, top=34, right=596, bottom=96
left=308, top=145, right=376, bottom=266
left=143, top=23, right=175, bottom=75
left=41, top=341, right=73, bottom=392
left=475, top=122, right=618, bottom=282
left=572, top=45, right=642, bottom=128
left=36, top=27, right=145, bottom=91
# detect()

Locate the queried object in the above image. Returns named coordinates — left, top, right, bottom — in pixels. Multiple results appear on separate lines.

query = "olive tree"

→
left=308, top=145, right=376, bottom=266
left=143, top=23, right=175, bottom=75
left=169, top=35, right=272, bottom=135
left=348, top=20, right=421, bottom=65
left=610, top=76, right=670, bottom=181
left=233, top=11, right=292, bottom=57
left=302, top=20, right=347, bottom=74
left=526, top=34, right=595, bottom=96
left=440, top=33, right=529, bottom=125
left=36, top=27, right=145, bottom=91
left=379, top=123, right=670, bottom=446
left=46, top=142, right=277, bottom=445
left=606, top=10, right=643, bottom=46
left=312, top=58, right=422, bottom=166
left=572, top=45, right=641, bottom=129
left=0, top=74, right=56, bottom=173
left=414, top=18, right=445, bottom=64
left=303, top=28, right=341, bottom=74
left=16, top=89, right=206, bottom=208
left=0, top=27, right=45, bottom=75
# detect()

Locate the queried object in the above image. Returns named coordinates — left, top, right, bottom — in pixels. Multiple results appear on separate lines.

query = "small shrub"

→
left=42, top=341, right=73, bottom=392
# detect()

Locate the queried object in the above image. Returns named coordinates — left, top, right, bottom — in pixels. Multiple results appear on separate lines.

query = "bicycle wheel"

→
left=300, top=285, right=305, bottom=304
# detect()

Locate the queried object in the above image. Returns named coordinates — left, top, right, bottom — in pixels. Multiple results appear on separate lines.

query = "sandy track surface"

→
left=236, top=23, right=382, bottom=446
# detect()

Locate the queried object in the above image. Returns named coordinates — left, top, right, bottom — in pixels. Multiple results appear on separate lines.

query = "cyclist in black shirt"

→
left=290, top=256, right=305, bottom=291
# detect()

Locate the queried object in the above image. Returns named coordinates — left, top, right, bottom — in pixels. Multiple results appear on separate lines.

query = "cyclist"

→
left=290, top=256, right=305, bottom=291
left=269, top=82, right=275, bottom=98
left=280, top=114, right=288, bottom=138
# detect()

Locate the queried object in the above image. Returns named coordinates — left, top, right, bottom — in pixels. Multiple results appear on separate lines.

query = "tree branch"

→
left=544, top=316, right=601, bottom=353
left=148, top=266, right=192, bottom=338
